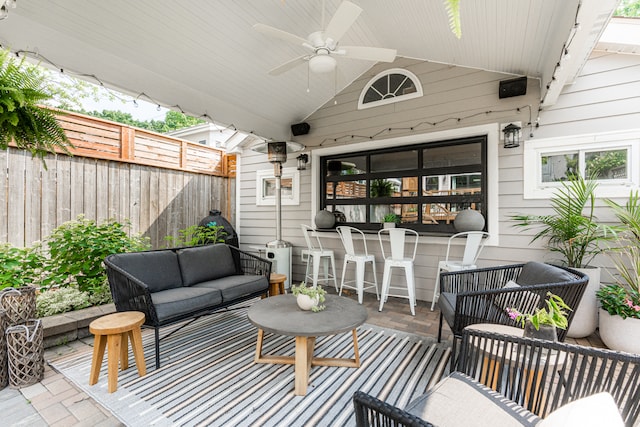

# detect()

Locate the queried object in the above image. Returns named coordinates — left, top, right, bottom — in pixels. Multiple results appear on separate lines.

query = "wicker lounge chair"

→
left=354, top=328, right=640, bottom=426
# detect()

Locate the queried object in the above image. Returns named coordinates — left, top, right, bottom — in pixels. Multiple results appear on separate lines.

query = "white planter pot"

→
left=567, top=267, right=600, bottom=338
left=383, top=222, right=396, bottom=229
left=599, top=308, right=640, bottom=354
left=296, top=294, right=319, bottom=311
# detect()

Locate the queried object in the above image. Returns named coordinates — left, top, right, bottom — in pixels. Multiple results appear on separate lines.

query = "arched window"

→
left=358, top=68, right=423, bottom=110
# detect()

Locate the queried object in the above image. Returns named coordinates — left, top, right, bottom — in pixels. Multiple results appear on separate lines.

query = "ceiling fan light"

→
left=309, top=55, right=336, bottom=73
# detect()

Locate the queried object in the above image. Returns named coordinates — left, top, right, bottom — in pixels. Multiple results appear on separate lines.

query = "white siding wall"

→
left=237, top=52, right=639, bottom=303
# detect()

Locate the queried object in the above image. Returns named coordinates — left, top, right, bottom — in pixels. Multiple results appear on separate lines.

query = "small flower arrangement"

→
left=507, top=293, right=572, bottom=331
left=291, top=282, right=326, bottom=312
left=598, top=191, right=640, bottom=320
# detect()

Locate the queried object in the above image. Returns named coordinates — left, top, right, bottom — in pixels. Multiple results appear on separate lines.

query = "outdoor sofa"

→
left=104, top=243, right=271, bottom=368
left=437, top=261, right=588, bottom=362
left=354, top=328, right=640, bottom=426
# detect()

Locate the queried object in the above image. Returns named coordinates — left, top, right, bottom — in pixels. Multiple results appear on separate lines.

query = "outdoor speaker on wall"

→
left=499, top=76, right=527, bottom=99
left=291, top=122, right=310, bottom=136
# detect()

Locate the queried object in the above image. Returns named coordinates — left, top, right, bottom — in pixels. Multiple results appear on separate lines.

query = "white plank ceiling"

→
left=0, top=0, right=619, bottom=140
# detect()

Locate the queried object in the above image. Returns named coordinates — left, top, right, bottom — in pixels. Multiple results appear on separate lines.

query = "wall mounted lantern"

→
left=296, top=154, right=309, bottom=170
left=502, top=123, right=522, bottom=148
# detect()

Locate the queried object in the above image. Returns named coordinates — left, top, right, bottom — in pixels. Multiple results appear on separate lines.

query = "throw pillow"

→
left=536, top=392, right=624, bottom=427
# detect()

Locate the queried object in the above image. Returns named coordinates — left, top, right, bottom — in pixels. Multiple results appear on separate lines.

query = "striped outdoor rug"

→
left=51, top=305, right=450, bottom=427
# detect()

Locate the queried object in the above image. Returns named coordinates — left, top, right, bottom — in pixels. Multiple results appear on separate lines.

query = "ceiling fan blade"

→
left=339, top=46, right=397, bottom=62
left=268, top=56, right=308, bottom=76
left=253, top=23, right=308, bottom=46
left=324, top=1, right=362, bottom=43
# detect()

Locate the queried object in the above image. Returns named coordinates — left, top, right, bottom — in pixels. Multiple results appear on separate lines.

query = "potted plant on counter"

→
left=511, top=175, right=617, bottom=338
left=382, top=213, right=400, bottom=229
left=598, top=191, right=640, bottom=354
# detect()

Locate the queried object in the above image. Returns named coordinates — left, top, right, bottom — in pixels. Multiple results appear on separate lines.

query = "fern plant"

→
left=444, top=0, right=462, bottom=39
left=0, top=48, right=72, bottom=160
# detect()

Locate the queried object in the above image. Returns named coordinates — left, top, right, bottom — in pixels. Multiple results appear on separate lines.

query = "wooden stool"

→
left=89, top=311, right=146, bottom=393
left=268, top=273, right=287, bottom=296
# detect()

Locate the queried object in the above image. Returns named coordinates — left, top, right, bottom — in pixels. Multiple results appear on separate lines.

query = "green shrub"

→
left=164, top=223, right=227, bottom=247
left=0, top=243, right=45, bottom=290
left=43, top=215, right=150, bottom=292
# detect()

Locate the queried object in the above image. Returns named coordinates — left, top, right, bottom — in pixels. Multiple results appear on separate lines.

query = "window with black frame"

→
left=321, top=136, right=487, bottom=233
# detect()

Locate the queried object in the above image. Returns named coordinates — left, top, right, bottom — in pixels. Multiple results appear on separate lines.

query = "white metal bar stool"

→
left=378, top=228, right=420, bottom=315
left=336, top=226, right=379, bottom=304
left=431, top=231, right=489, bottom=310
left=301, top=224, right=338, bottom=290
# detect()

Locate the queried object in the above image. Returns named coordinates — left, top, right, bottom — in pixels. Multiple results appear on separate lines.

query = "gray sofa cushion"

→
left=194, top=274, right=268, bottom=302
left=151, top=287, right=223, bottom=322
left=405, top=372, right=540, bottom=427
left=177, top=244, right=238, bottom=286
left=107, top=251, right=183, bottom=292
left=516, top=262, right=575, bottom=286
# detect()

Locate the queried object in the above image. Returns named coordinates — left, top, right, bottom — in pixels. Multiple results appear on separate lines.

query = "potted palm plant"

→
left=598, top=191, right=640, bottom=354
left=511, top=175, right=617, bottom=338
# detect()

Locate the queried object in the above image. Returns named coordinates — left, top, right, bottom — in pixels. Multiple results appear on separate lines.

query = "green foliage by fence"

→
left=0, top=215, right=150, bottom=316
left=0, top=243, right=45, bottom=289
left=2, top=215, right=233, bottom=317
left=43, top=215, right=150, bottom=292
left=164, top=223, right=227, bottom=248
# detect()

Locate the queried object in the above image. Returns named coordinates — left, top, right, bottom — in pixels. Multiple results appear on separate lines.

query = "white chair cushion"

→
left=441, top=260, right=477, bottom=271
left=536, top=392, right=624, bottom=427
left=405, top=372, right=540, bottom=427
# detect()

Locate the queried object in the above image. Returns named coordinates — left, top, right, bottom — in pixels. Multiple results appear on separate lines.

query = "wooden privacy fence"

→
left=54, top=111, right=236, bottom=177
left=2, top=111, right=237, bottom=249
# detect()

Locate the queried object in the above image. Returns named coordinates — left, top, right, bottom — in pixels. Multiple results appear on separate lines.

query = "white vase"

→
left=383, top=222, right=396, bottom=229
left=567, top=267, right=600, bottom=338
left=296, top=294, right=319, bottom=311
left=599, top=308, right=640, bottom=354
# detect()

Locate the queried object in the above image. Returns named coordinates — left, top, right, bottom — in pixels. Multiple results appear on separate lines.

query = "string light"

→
left=317, top=105, right=535, bottom=147
left=540, top=2, right=581, bottom=106
left=6, top=46, right=541, bottom=144
left=5, top=47, right=237, bottom=130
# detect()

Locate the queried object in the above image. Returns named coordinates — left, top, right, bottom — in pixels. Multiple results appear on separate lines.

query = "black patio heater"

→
left=252, top=140, right=305, bottom=288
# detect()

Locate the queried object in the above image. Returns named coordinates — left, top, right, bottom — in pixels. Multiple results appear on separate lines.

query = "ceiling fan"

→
left=254, top=0, right=397, bottom=76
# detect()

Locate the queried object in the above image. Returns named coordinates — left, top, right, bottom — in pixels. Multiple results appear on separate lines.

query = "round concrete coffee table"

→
left=247, top=294, right=368, bottom=395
